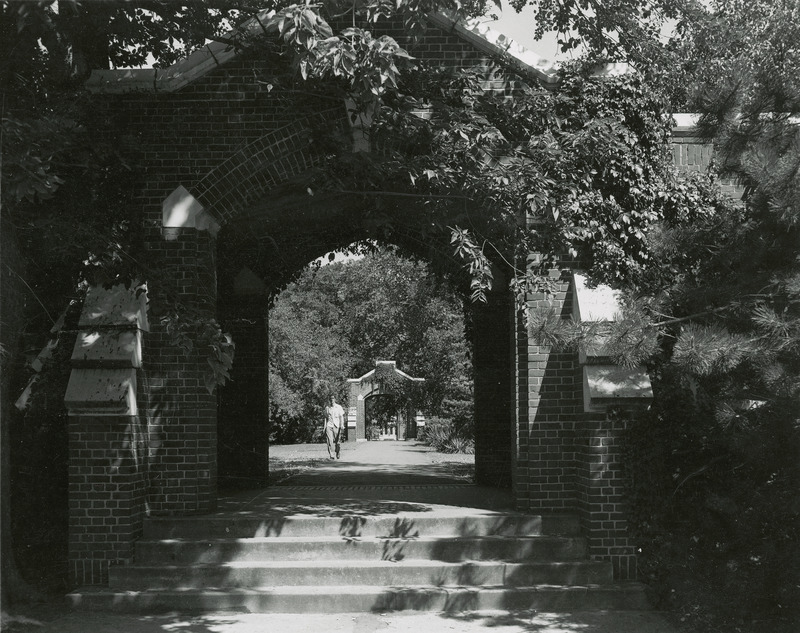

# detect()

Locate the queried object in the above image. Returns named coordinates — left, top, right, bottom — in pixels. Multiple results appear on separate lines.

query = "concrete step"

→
left=109, top=559, right=613, bottom=590
left=142, top=513, right=580, bottom=540
left=68, top=583, right=651, bottom=613
left=134, top=534, right=588, bottom=564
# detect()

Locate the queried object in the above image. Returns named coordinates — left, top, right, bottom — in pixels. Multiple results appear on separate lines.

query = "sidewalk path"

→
left=271, top=440, right=473, bottom=485
left=264, top=439, right=512, bottom=509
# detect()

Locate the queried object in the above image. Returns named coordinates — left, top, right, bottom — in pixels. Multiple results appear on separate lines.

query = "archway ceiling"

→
left=217, top=179, right=477, bottom=295
left=214, top=163, right=518, bottom=303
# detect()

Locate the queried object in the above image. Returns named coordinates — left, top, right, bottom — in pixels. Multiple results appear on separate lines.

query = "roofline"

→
left=86, top=7, right=275, bottom=94
left=85, top=10, right=603, bottom=94
left=426, top=11, right=560, bottom=88
left=347, top=365, right=425, bottom=383
left=83, top=12, right=703, bottom=138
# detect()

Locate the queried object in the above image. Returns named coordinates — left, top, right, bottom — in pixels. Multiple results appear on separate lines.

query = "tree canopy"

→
left=268, top=249, right=472, bottom=443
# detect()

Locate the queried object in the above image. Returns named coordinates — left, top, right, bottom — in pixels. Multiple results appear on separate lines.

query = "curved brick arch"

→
left=190, top=108, right=347, bottom=226
left=213, top=190, right=517, bottom=492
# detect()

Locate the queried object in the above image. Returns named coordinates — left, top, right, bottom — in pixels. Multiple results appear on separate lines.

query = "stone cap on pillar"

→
left=71, top=330, right=143, bottom=368
left=65, top=368, right=138, bottom=416
left=162, top=185, right=221, bottom=240
left=572, top=272, right=653, bottom=413
left=572, top=272, right=620, bottom=365
left=583, top=365, right=653, bottom=412
left=65, top=283, right=148, bottom=417
left=79, top=284, right=149, bottom=331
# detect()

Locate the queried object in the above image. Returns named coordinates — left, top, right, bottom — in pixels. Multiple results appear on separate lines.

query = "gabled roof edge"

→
left=426, top=11, right=560, bottom=87
left=87, top=8, right=274, bottom=94
left=86, top=9, right=565, bottom=94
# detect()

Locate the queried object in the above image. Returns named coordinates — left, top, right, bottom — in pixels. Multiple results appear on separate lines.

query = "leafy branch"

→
left=160, top=308, right=236, bottom=394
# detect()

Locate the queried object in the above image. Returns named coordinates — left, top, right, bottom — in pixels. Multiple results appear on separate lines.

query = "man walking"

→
left=324, top=394, right=345, bottom=459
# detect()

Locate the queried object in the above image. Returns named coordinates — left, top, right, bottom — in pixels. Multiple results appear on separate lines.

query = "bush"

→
left=420, top=417, right=475, bottom=454
left=624, top=372, right=800, bottom=633
left=269, top=405, right=318, bottom=444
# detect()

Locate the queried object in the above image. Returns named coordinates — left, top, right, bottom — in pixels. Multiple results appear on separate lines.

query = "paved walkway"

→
left=270, top=439, right=475, bottom=484
left=232, top=440, right=513, bottom=511
left=2, top=441, right=684, bottom=633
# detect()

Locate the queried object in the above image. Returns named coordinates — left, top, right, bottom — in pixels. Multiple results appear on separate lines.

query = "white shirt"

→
left=325, top=403, right=344, bottom=430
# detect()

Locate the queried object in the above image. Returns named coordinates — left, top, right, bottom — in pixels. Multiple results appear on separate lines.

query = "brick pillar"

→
left=472, top=287, right=513, bottom=488
left=514, top=267, right=580, bottom=512
left=142, top=225, right=218, bottom=515
left=356, top=394, right=366, bottom=440
left=577, top=411, right=638, bottom=579
left=570, top=271, right=653, bottom=580
left=219, top=295, right=269, bottom=488
left=67, top=415, right=147, bottom=585
left=64, top=285, right=148, bottom=586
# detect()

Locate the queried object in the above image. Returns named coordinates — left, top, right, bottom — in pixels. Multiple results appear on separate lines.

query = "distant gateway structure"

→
left=347, top=360, right=426, bottom=441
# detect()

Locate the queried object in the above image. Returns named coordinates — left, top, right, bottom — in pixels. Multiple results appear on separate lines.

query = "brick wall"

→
left=672, top=128, right=744, bottom=199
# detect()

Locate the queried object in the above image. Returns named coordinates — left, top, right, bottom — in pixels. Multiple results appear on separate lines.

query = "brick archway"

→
left=347, top=360, right=425, bottom=441
left=62, top=15, right=726, bottom=587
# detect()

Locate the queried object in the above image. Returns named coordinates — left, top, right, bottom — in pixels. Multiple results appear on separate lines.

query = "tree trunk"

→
left=0, top=223, right=44, bottom=608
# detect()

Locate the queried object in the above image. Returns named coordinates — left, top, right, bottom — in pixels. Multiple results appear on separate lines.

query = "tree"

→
left=268, top=249, right=473, bottom=442
left=617, top=3, right=800, bottom=628
left=268, top=266, right=355, bottom=442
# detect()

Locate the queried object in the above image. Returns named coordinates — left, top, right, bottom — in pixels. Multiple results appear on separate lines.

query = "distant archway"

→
left=348, top=360, right=425, bottom=441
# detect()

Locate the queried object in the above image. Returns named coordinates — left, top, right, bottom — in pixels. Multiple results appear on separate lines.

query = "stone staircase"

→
left=68, top=508, right=650, bottom=613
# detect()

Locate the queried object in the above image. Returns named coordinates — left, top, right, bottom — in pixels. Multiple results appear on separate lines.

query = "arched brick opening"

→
left=210, top=179, right=517, bottom=491
left=148, top=102, right=513, bottom=491
left=347, top=361, right=425, bottom=441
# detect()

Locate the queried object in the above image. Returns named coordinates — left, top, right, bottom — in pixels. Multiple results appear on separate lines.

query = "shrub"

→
left=624, top=371, right=800, bottom=633
left=420, top=416, right=474, bottom=454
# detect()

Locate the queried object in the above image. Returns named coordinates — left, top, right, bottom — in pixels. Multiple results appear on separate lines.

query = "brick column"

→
left=356, top=394, right=366, bottom=440
left=514, top=267, right=580, bottom=512
left=571, top=272, right=653, bottom=580
left=142, top=185, right=221, bottom=515
left=219, top=294, right=269, bottom=488
left=67, top=415, right=148, bottom=585
left=576, top=411, right=638, bottom=579
left=142, top=225, right=218, bottom=515
left=65, top=285, right=149, bottom=586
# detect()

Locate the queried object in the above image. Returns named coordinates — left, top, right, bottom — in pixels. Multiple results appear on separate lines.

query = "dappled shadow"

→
left=438, top=610, right=674, bottom=632
left=381, top=518, right=420, bottom=561
left=339, top=515, right=368, bottom=538
left=216, top=494, right=435, bottom=518
left=1, top=605, right=247, bottom=633
left=369, top=587, right=481, bottom=613
left=273, top=461, right=474, bottom=486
